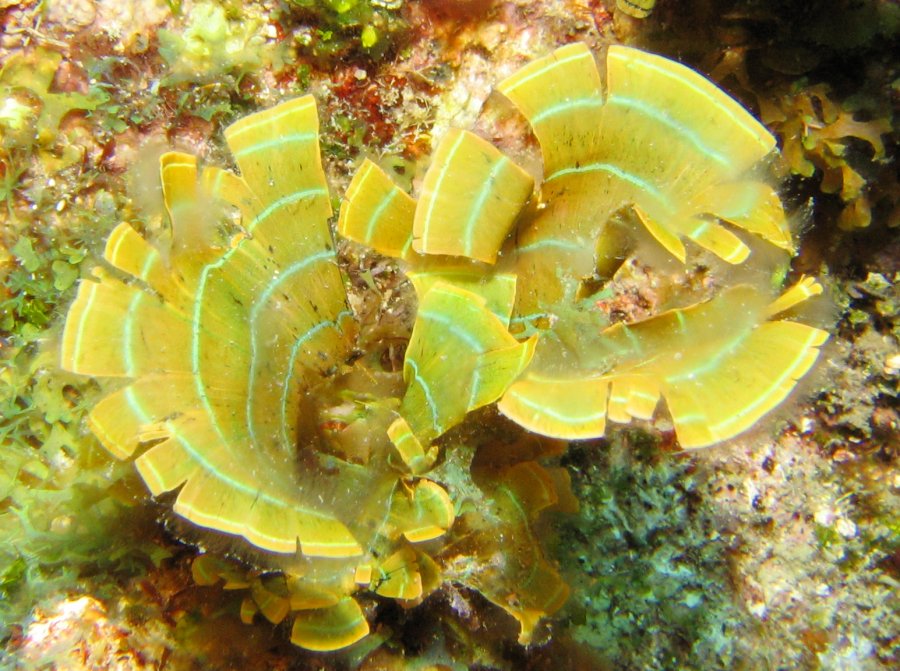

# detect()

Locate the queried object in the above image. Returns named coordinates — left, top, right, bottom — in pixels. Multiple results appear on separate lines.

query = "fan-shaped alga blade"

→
left=491, top=44, right=827, bottom=446
left=497, top=43, right=792, bottom=313
left=499, top=280, right=829, bottom=448
left=62, top=96, right=371, bottom=560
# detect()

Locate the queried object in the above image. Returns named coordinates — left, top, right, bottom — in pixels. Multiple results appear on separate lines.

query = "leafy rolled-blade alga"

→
left=60, top=43, right=828, bottom=653
left=60, top=95, right=567, bottom=650
left=341, top=42, right=828, bottom=449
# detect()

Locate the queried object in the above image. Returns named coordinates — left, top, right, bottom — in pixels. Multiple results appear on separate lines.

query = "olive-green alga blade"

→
left=386, top=416, right=439, bottom=475
left=617, top=0, right=656, bottom=18
left=389, top=478, right=455, bottom=543
left=374, top=547, right=424, bottom=600
left=453, top=461, right=571, bottom=644
left=290, top=597, right=370, bottom=652
left=500, top=282, right=829, bottom=448
left=413, top=129, right=534, bottom=264
left=399, top=282, right=536, bottom=443
left=61, top=97, right=369, bottom=558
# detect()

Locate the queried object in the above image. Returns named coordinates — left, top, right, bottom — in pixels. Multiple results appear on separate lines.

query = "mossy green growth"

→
left=0, top=48, right=107, bottom=148
left=286, top=0, right=408, bottom=61
left=559, top=436, right=751, bottom=669
left=157, top=2, right=273, bottom=85
left=0, top=349, right=166, bottom=644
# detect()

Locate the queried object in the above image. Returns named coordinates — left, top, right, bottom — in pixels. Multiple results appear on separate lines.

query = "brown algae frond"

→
left=59, top=43, right=828, bottom=652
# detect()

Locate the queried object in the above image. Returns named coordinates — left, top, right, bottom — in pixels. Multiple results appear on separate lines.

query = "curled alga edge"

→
left=60, top=43, right=828, bottom=652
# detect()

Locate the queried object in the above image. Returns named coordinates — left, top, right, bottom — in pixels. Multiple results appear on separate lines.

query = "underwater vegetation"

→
left=759, top=82, right=893, bottom=231
left=284, top=0, right=409, bottom=62
left=56, top=39, right=830, bottom=654
left=618, top=0, right=898, bottom=233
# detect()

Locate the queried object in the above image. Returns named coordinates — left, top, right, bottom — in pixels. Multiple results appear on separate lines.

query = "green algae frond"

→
left=157, top=2, right=270, bottom=85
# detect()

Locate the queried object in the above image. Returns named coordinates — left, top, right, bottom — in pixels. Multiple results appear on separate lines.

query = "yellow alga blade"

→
left=287, top=580, right=342, bottom=611
left=414, top=129, right=533, bottom=264
left=497, top=42, right=604, bottom=176
left=407, top=269, right=518, bottom=326
left=672, top=217, right=751, bottom=265
left=504, top=44, right=788, bottom=316
left=387, top=416, right=439, bottom=476
left=597, top=284, right=829, bottom=447
left=240, top=598, right=259, bottom=624
left=603, top=45, right=775, bottom=184
left=765, top=276, right=823, bottom=318
left=685, top=181, right=794, bottom=253
left=102, top=223, right=185, bottom=304
left=197, top=103, right=352, bottom=441
left=337, top=158, right=523, bottom=326
left=633, top=204, right=686, bottom=263
left=251, top=580, right=291, bottom=624
left=87, top=373, right=198, bottom=459
left=656, top=320, right=829, bottom=447
left=338, top=158, right=416, bottom=258
left=191, top=554, right=251, bottom=589
left=467, top=337, right=538, bottom=411
left=290, top=597, right=369, bottom=652
left=504, top=280, right=827, bottom=445
left=399, top=282, right=535, bottom=443
left=498, top=373, right=610, bottom=440
left=391, top=479, right=455, bottom=543
left=60, top=268, right=192, bottom=378
left=200, top=164, right=256, bottom=216
left=62, top=97, right=373, bottom=559
left=132, top=434, right=198, bottom=495
left=198, top=97, right=356, bottom=457
left=222, top=97, right=334, bottom=271
left=374, top=547, right=423, bottom=600
left=606, top=374, right=661, bottom=424
left=560, top=45, right=780, bottom=267
left=159, top=152, right=224, bottom=277
left=168, top=464, right=363, bottom=557
left=617, top=0, right=656, bottom=18
left=159, top=151, right=200, bottom=223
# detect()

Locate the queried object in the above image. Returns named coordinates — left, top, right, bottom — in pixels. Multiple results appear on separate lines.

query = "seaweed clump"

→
left=283, top=0, right=409, bottom=62
left=0, top=42, right=167, bottom=649
left=759, top=83, right=894, bottom=230
left=157, top=2, right=274, bottom=86
left=55, top=42, right=829, bottom=657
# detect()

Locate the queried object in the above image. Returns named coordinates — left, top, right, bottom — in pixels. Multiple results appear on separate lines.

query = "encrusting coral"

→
left=59, top=42, right=828, bottom=652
